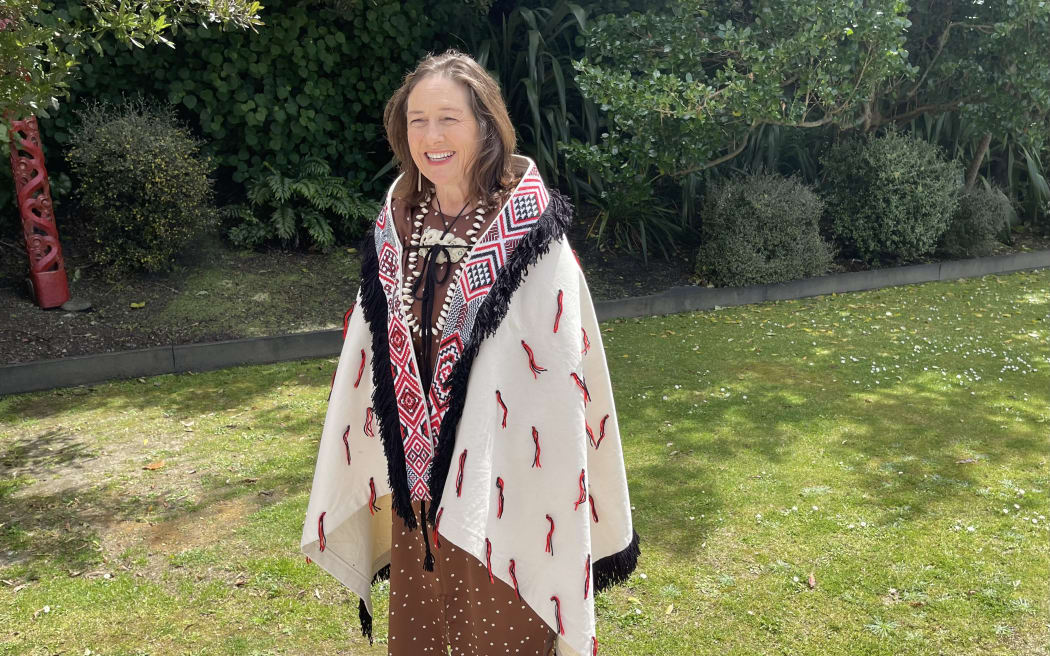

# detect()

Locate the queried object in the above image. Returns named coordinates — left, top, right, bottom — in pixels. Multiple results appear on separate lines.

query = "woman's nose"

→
left=425, top=122, right=446, bottom=142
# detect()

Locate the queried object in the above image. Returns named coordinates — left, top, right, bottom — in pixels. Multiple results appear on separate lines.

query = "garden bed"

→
left=1, top=221, right=1047, bottom=366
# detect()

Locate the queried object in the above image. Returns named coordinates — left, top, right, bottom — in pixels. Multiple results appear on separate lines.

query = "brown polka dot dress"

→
left=387, top=194, right=556, bottom=656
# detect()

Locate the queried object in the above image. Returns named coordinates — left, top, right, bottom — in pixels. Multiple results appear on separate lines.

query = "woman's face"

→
left=406, top=74, right=481, bottom=198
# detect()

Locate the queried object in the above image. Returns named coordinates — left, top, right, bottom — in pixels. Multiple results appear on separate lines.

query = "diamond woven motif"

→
left=411, top=478, right=430, bottom=500
left=378, top=242, right=399, bottom=282
left=407, top=449, right=430, bottom=478
left=388, top=323, right=409, bottom=360
left=405, top=441, right=428, bottom=461
left=393, top=367, right=425, bottom=417
left=427, top=333, right=464, bottom=421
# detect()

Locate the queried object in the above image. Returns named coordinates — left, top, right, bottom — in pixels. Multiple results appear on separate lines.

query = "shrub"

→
left=822, top=131, right=962, bottom=264
left=222, top=158, right=378, bottom=250
left=939, top=186, right=1012, bottom=258
left=695, top=173, right=833, bottom=287
left=65, top=98, right=216, bottom=273
left=41, top=0, right=466, bottom=190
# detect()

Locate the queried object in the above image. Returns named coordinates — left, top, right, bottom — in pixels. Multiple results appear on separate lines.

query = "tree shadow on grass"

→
left=612, top=358, right=1048, bottom=561
left=0, top=452, right=318, bottom=578
left=0, top=425, right=99, bottom=473
left=0, top=362, right=338, bottom=578
left=0, top=357, right=339, bottom=423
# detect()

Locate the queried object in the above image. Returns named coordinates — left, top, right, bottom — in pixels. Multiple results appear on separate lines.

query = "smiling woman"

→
left=300, top=50, right=640, bottom=656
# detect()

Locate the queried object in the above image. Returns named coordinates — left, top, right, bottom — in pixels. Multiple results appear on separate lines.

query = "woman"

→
left=301, top=50, right=638, bottom=656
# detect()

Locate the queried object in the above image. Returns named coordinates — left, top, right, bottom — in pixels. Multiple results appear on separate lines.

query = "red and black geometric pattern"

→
left=425, top=164, right=549, bottom=440
left=371, top=163, right=550, bottom=502
left=374, top=204, right=435, bottom=500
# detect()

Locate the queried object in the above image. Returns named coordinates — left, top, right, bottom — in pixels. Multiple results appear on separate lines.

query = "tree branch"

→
left=878, top=100, right=967, bottom=126
left=670, top=121, right=757, bottom=177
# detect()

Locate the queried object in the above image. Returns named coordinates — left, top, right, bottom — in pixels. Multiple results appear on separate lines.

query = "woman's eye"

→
left=442, top=117, right=458, bottom=123
left=410, top=119, right=425, bottom=126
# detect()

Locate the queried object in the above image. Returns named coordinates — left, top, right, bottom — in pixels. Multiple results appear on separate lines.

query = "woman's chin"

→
left=423, top=169, right=464, bottom=189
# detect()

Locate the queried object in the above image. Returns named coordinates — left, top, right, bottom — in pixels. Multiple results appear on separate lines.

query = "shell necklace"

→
left=400, top=189, right=487, bottom=339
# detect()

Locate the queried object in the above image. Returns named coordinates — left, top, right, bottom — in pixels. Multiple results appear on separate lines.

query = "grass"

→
left=147, top=239, right=364, bottom=341
left=1, top=268, right=1047, bottom=655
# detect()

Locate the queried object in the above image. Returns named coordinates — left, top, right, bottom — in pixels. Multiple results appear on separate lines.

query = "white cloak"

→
left=300, top=156, right=638, bottom=656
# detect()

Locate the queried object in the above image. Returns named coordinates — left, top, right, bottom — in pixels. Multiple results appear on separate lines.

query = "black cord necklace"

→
left=411, top=194, right=470, bottom=399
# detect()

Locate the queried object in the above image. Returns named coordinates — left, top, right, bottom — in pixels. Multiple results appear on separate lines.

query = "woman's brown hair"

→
left=383, top=50, right=519, bottom=208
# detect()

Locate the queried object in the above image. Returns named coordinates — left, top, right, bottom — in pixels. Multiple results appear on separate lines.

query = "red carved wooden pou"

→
left=7, top=113, right=70, bottom=308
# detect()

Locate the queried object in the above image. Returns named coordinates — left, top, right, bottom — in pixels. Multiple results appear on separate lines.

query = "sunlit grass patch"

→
left=1, top=269, right=1047, bottom=655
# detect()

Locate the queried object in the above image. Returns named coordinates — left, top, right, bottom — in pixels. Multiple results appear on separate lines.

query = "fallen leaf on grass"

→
left=144, top=461, right=165, bottom=471
left=956, top=458, right=978, bottom=464
left=808, top=572, right=816, bottom=589
left=129, top=302, right=146, bottom=308
left=13, top=583, right=29, bottom=593
left=665, top=604, right=674, bottom=615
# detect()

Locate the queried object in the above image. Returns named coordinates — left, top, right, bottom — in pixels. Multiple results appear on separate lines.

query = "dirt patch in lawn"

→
left=101, top=494, right=267, bottom=577
left=0, top=422, right=272, bottom=577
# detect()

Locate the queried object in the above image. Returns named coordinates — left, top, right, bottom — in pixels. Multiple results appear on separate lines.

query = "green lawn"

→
left=1, top=269, right=1047, bottom=655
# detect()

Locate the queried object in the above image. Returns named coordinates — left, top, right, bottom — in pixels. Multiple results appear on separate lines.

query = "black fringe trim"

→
left=427, top=189, right=575, bottom=523
left=593, top=529, right=641, bottom=594
left=358, top=228, right=417, bottom=532
left=358, top=564, right=392, bottom=644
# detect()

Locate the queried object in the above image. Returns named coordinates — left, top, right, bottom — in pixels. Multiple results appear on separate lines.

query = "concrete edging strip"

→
left=2, top=249, right=1047, bottom=396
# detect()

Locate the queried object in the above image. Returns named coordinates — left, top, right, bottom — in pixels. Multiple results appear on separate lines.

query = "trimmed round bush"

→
left=66, top=99, right=216, bottom=274
left=822, top=131, right=962, bottom=264
left=695, top=173, right=834, bottom=287
left=939, top=186, right=1012, bottom=258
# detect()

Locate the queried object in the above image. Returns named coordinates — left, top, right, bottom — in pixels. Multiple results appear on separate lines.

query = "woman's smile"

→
left=425, top=150, right=456, bottom=164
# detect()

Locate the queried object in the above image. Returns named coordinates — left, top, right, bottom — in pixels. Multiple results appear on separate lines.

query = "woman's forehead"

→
left=407, top=75, right=471, bottom=114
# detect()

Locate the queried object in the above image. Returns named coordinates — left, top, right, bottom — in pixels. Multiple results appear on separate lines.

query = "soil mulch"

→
left=3, top=219, right=1047, bottom=367
left=0, top=219, right=696, bottom=366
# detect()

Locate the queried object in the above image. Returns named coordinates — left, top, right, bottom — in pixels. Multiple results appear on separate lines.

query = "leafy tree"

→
left=1, top=0, right=264, bottom=119
left=888, top=1, right=1050, bottom=188
left=571, top=0, right=912, bottom=181
left=572, top=0, right=1050, bottom=185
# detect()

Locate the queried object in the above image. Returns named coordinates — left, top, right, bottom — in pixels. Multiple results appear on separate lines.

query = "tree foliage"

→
left=0, top=0, right=263, bottom=119
left=39, top=0, right=446, bottom=187
left=573, top=0, right=1050, bottom=180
